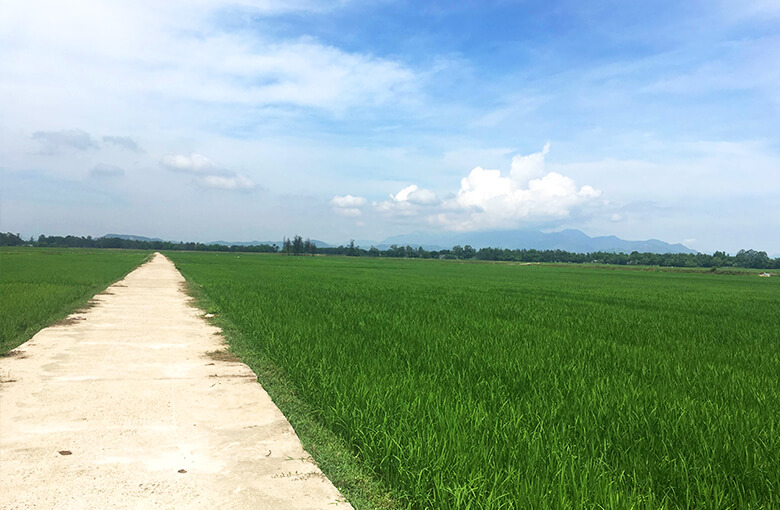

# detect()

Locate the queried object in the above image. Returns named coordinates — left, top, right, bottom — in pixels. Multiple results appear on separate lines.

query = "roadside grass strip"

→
left=0, top=247, right=150, bottom=353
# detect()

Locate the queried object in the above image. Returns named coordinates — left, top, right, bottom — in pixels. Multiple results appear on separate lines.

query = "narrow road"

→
left=0, top=253, right=352, bottom=509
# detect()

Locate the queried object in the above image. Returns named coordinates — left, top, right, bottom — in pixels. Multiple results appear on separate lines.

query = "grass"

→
left=0, top=247, right=150, bottom=353
left=174, top=252, right=779, bottom=508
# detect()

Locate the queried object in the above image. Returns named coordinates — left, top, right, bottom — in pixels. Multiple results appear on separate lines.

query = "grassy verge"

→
left=0, top=247, right=151, bottom=353
left=177, top=265, right=402, bottom=509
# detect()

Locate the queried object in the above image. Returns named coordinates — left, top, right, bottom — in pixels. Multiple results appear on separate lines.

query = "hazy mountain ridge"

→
left=207, top=239, right=330, bottom=248
left=103, top=234, right=165, bottom=242
left=369, top=229, right=696, bottom=254
left=104, top=230, right=695, bottom=254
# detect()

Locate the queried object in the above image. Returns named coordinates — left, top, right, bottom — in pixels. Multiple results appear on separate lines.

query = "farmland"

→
left=169, top=252, right=780, bottom=509
left=0, top=247, right=149, bottom=353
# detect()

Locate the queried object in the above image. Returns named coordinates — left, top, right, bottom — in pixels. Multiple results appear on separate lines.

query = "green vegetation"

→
left=0, top=247, right=149, bottom=353
left=3, top=231, right=778, bottom=269
left=169, top=252, right=780, bottom=509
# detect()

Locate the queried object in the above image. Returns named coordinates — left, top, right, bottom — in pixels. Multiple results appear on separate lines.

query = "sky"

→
left=1, top=0, right=779, bottom=254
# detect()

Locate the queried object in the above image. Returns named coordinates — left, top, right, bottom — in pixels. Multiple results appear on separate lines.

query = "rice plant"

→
left=0, top=247, right=149, bottom=352
left=169, top=252, right=780, bottom=509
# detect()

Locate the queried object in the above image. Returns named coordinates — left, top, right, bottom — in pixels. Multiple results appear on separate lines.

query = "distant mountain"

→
left=102, top=231, right=694, bottom=254
left=102, top=233, right=165, bottom=242
left=207, top=239, right=331, bottom=248
left=373, top=229, right=696, bottom=254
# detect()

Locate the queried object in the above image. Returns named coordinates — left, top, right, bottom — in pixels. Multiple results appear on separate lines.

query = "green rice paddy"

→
left=168, top=252, right=780, bottom=509
left=3, top=247, right=777, bottom=508
left=0, top=247, right=149, bottom=353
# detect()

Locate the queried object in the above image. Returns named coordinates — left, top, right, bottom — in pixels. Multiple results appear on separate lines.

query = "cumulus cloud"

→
left=160, top=153, right=219, bottom=174
left=90, top=163, right=125, bottom=177
left=331, top=194, right=367, bottom=207
left=331, top=194, right=366, bottom=217
left=335, top=207, right=363, bottom=217
left=201, top=174, right=254, bottom=190
left=365, top=144, right=601, bottom=230
left=161, top=153, right=254, bottom=190
left=435, top=145, right=600, bottom=230
left=510, top=142, right=550, bottom=184
left=32, top=129, right=98, bottom=152
left=102, top=135, right=141, bottom=152
left=392, top=185, right=438, bottom=205
left=375, top=184, right=439, bottom=217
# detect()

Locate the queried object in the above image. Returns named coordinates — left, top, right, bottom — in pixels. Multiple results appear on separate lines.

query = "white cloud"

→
left=0, top=1, right=416, bottom=130
left=160, top=153, right=219, bottom=174
left=392, top=185, right=438, bottom=205
left=200, top=174, right=254, bottom=190
left=335, top=207, right=362, bottom=217
left=331, top=194, right=366, bottom=207
left=368, top=144, right=601, bottom=230
left=510, top=142, right=550, bottom=184
left=161, top=152, right=254, bottom=190
left=437, top=145, right=600, bottom=230
left=331, top=194, right=366, bottom=217
left=375, top=184, right=439, bottom=217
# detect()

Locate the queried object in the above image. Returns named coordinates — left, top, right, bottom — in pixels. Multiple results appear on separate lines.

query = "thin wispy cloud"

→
left=90, top=163, right=125, bottom=178
left=103, top=136, right=141, bottom=152
left=201, top=174, right=255, bottom=191
left=32, top=129, right=99, bottom=153
left=161, top=153, right=255, bottom=191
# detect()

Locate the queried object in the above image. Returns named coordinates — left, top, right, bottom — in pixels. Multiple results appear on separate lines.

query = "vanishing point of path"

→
left=0, top=254, right=352, bottom=509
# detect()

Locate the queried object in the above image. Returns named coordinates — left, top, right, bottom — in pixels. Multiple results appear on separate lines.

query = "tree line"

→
left=0, top=233, right=279, bottom=253
left=321, top=241, right=779, bottom=269
left=1, top=232, right=778, bottom=269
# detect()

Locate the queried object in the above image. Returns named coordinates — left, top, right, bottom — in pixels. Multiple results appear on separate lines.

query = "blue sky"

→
left=1, top=0, right=779, bottom=253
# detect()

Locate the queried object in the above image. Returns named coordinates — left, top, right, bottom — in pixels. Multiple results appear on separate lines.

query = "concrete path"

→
left=0, top=253, right=352, bottom=509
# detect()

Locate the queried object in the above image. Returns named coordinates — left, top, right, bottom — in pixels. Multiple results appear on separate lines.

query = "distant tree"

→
left=292, top=235, right=305, bottom=255
left=735, top=249, right=770, bottom=269
left=304, top=238, right=316, bottom=255
left=462, top=245, right=476, bottom=259
left=387, top=244, right=403, bottom=258
left=0, top=232, right=24, bottom=246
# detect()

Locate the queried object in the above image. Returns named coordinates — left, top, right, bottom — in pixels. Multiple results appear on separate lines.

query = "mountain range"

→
left=104, top=229, right=696, bottom=254
left=367, top=229, right=696, bottom=254
left=207, top=239, right=331, bottom=248
left=103, top=233, right=165, bottom=242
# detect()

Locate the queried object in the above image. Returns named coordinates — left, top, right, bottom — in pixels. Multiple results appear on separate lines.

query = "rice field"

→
left=168, top=252, right=780, bottom=509
left=0, top=247, right=149, bottom=353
